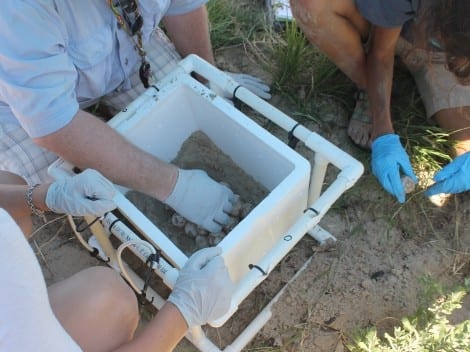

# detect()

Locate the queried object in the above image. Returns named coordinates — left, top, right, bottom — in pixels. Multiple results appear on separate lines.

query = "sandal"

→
left=348, top=89, right=372, bottom=150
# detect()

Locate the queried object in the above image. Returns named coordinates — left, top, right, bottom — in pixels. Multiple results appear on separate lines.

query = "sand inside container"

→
left=126, top=130, right=269, bottom=255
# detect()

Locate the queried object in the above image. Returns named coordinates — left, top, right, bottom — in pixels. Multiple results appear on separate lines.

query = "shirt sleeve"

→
left=0, top=209, right=82, bottom=351
left=0, top=2, right=79, bottom=138
left=355, top=0, right=420, bottom=28
left=166, top=0, right=209, bottom=16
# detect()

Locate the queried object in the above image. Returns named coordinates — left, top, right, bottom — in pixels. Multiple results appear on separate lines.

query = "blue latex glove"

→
left=371, top=134, right=418, bottom=203
left=425, top=151, right=470, bottom=196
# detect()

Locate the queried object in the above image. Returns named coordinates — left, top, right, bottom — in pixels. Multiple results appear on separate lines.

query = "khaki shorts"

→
left=0, top=123, right=58, bottom=185
left=0, top=28, right=181, bottom=185
left=395, top=37, right=470, bottom=118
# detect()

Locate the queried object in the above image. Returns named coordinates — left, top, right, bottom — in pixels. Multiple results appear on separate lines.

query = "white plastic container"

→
left=109, top=77, right=310, bottom=280
left=49, top=55, right=363, bottom=351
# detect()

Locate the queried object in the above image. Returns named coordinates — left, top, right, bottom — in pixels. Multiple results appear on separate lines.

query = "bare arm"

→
left=0, top=170, right=48, bottom=214
left=34, top=110, right=178, bottom=202
left=0, top=172, right=49, bottom=235
left=0, top=183, right=48, bottom=217
left=162, top=6, right=215, bottom=65
left=366, top=26, right=402, bottom=141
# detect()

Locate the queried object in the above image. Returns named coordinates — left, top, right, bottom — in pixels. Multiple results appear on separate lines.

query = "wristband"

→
left=25, top=184, right=46, bottom=222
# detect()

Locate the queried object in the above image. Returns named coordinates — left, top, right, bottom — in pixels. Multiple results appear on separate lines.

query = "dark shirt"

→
left=355, top=0, right=442, bottom=51
left=355, top=0, right=421, bottom=28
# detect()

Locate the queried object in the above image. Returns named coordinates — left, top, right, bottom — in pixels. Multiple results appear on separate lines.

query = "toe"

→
left=348, top=120, right=371, bottom=149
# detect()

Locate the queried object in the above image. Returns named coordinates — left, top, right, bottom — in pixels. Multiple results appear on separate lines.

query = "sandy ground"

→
left=33, top=47, right=469, bottom=352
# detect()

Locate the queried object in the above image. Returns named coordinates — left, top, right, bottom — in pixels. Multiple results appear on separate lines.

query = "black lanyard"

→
left=108, top=0, right=153, bottom=88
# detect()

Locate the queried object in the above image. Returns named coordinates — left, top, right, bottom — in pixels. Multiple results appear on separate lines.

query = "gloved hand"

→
left=425, top=151, right=470, bottom=196
left=164, top=169, right=238, bottom=233
left=168, top=247, right=233, bottom=328
left=46, top=169, right=116, bottom=216
left=371, top=134, right=418, bottom=203
left=210, top=71, right=271, bottom=100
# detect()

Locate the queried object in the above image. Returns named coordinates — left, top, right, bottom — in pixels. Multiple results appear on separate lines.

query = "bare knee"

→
left=291, top=0, right=352, bottom=45
left=433, top=106, right=470, bottom=156
left=84, top=267, right=139, bottom=332
left=291, top=0, right=327, bottom=16
left=290, top=0, right=330, bottom=32
left=49, top=266, right=139, bottom=350
left=291, top=0, right=369, bottom=44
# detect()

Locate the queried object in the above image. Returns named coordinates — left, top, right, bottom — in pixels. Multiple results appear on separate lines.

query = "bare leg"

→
left=348, top=90, right=373, bottom=148
left=433, top=106, right=470, bottom=156
left=290, top=0, right=373, bottom=147
left=48, top=267, right=139, bottom=352
left=290, top=0, right=369, bottom=87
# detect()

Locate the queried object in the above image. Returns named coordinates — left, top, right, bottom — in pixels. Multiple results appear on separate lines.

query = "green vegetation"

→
left=207, top=0, right=266, bottom=49
left=348, top=279, right=470, bottom=352
left=206, top=3, right=468, bottom=351
left=392, top=66, right=454, bottom=179
left=270, top=20, right=353, bottom=104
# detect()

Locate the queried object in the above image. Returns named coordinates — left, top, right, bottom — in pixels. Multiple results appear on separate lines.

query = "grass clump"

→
left=207, top=0, right=266, bottom=49
left=267, top=19, right=354, bottom=126
left=270, top=20, right=353, bottom=103
left=271, top=20, right=314, bottom=89
left=348, top=279, right=470, bottom=352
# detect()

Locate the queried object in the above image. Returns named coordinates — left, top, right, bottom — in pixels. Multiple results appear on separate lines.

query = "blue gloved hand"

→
left=425, top=151, right=470, bottom=196
left=371, top=134, right=418, bottom=203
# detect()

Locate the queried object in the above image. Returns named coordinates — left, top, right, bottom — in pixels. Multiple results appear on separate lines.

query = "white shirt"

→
left=0, top=0, right=206, bottom=138
left=0, top=209, right=82, bottom=351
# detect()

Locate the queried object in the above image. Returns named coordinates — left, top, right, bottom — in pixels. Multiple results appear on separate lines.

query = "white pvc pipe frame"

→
left=72, top=55, right=364, bottom=352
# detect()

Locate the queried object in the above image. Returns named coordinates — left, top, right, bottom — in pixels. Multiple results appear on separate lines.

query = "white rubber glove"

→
left=211, top=71, right=272, bottom=100
left=46, top=169, right=116, bottom=217
left=164, top=169, right=237, bottom=233
left=168, top=247, right=233, bottom=328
